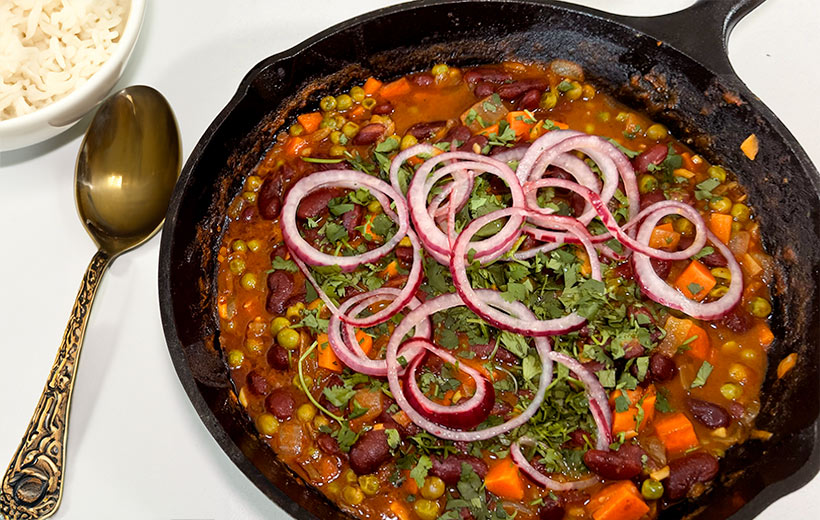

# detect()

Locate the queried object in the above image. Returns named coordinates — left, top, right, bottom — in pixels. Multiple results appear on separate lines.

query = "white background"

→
left=0, top=1, right=818, bottom=519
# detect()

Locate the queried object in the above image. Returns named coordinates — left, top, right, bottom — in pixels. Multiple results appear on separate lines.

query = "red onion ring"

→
left=385, top=291, right=554, bottom=441
left=401, top=338, right=495, bottom=430
left=632, top=210, right=743, bottom=320
left=388, top=143, right=438, bottom=195
left=281, top=170, right=409, bottom=272
left=511, top=436, right=599, bottom=491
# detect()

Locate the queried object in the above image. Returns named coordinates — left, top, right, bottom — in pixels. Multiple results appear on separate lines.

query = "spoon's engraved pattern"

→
left=1, top=251, right=110, bottom=520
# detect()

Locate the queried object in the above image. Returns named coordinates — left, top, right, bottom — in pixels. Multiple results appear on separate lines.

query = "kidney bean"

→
left=564, top=429, right=591, bottom=448
left=700, top=252, right=728, bottom=267
left=372, top=101, right=394, bottom=115
left=317, top=433, right=341, bottom=455
left=633, top=143, right=669, bottom=173
left=538, top=499, right=565, bottom=520
left=666, top=452, right=719, bottom=500
left=430, top=454, right=488, bottom=485
left=639, top=189, right=667, bottom=210
left=342, top=205, right=364, bottom=233
left=688, top=398, right=731, bottom=429
left=265, top=388, right=295, bottom=420
left=463, top=68, right=512, bottom=86
left=471, top=343, right=516, bottom=364
left=623, top=340, right=645, bottom=359
left=296, top=187, right=344, bottom=219
left=266, top=345, right=290, bottom=371
left=240, top=206, right=257, bottom=222
left=652, top=258, right=671, bottom=279
left=497, top=79, right=548, bottom=100
left=458, top=134, right=489, bottom=153
left=517, top=89, right=541, bottom=111
left=581, top=360, right=606, bottom=374
left=728, top=402, right=745, bottom=419
left=491, top=400, right=512, bottom=418
left=570, top=193, right=586, bottom=218
left=395, top=245, right=413, bottom=264
left=650, top=352, right=677, bottom=382
left=270, top=243, right=287, bottom=259
left=352, top=123, right=386, bottom=145
left=266, top=270, right=295, bottom=315
left=412, top=73, right=435, bottom=86
left=721, top=308, right=753, bottom=333
left=444, top=125, right=472, bottom=143
left=583, top=443, right=644, bottom=480
left=474, top=81, right=496, bottom=97
left=246, top=371, right=270, bottom=396
left=257, top=176, right=282, bottom=220
left=406, top=120, right=447, bottom=141
left=349, top=429, right=392, bottom=475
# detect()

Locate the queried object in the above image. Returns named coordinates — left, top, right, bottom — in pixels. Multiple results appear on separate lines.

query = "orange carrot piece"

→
left=587, top=481, right=650, bottom=520
left=648, top=223, right=681, bottom=250
left=284, top=136, right=307, bottom=157
left=355, top=329, right=374, bottom=356
left=674, top=260, right=716, bottom=301
left=401, top=470, right=418, bottom=494
left=550, top=120, right=570, bottom=130
left=477, top=123, right=500, bottom=137
left=654, top=412, right=699, bottom=454
left=484, top=457, right=524, bottom=501
left=297, top=112, right=323, bottom=134
left=506, top=111, right=536, bottom=138
left=681, top=152, right=697, bottom=171
left=379, top=77, right=411, bottom=99
left=709, top=213, right=733, bottom=245
left=777, top=353, right=797, bottom=378
left=316, top=333, right=342, bottom=372
left=381, top=260, right=399, bottom=279
left=363, top=77, right=383, bottom=96
left=611, top=386, right=656, bottom=438
left=741, top=134, right=759, bottom=160
left=348, top=105, right=366, bottom=120
left=758, top=323, right=775, bottom=348
left=684, top=322, right=711, bottom=360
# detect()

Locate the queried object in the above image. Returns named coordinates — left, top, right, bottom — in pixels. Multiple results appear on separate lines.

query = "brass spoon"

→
left=0, top=86, right=181, bottom=520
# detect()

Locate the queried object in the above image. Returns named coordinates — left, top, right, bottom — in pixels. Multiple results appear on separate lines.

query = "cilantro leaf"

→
left=271, top=256, right=298, bottom=272
left=691, top=361, right=714, bottom=388
left=322, top=386, right=356, bottom=408
left=410, top=455, right=432, bottom=488
left=695, top=178, right=722, bottom=200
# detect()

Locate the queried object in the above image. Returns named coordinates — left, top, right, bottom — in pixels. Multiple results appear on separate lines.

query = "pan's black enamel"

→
left=158, top=1, right=820, bottom=518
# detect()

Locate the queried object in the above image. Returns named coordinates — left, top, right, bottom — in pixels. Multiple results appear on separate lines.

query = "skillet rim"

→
left=158, top=1, right=820, bottom=519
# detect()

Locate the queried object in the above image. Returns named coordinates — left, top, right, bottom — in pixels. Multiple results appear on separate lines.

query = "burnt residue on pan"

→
left=159, top=2, right=820, bottom=520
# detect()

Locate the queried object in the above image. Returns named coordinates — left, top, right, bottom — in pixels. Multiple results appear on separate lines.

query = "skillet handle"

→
left=612, top=0, right=766, bottom=77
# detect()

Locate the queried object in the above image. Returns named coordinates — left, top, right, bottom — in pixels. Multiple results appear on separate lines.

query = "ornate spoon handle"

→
left=1, top=250, right=111, bottom=520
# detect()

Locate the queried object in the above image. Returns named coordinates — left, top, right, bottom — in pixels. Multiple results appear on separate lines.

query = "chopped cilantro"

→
left=270, top=256, right=298, bottom=272
left=410, top=455, right=432, bottom=488
left=386, top=428, right=401, bottom=450
left=695, top=178, right=722, bottom=200
left=691, top=360, right=714, bottom=388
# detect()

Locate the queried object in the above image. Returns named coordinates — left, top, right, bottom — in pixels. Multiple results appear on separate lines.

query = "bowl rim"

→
left=0, top=0, right=146, bottom=132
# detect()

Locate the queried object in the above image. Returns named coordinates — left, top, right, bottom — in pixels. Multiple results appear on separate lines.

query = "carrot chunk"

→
left=758, top=323, right=775, bottom=348
left=587, top=481, right=649, bottom=520
left=611, top=386, right=657, bottom=438
left=316, top=333, right=342, bottom=372
left=674, top=260, right=716, bottom=301
left=654, top=412, right=699, bottom=454
left=741, top=134, right=759, bottom=160
left=363, top=77, right=383, bottom=96
left=296, top=112, right=322, bottom=134
left=477, top=123, right=500, bottom=137
left=484, top=457, right=524, bottom=501
left=505, top=110, right=537, bottom=138
left=284, top=136, right=307, bottom=158
left=379, top=77, right=411, bottom=99
left=709, top=213, right=733, bottom=245
left=355, top=329, right=374, bottom=356
left=648, top=223, right=681, bottom=250
left=683, top=322, right=711, bottom=360
left=777, top=353, right=797, bottom=379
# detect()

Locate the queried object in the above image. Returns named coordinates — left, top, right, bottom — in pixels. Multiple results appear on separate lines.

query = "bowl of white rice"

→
left=0, top=0, right=146, bottom=151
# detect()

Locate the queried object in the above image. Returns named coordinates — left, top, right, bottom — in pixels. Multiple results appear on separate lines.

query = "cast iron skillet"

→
left=158, top=1, right=820, bottom=518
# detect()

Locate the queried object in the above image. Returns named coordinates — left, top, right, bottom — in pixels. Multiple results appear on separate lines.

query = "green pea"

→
left=277, top=328, right=300, bottom=350
left=336, top=94, right=353, bottom=111
left=720, top=382, right=743, bottom=400
left=638, top=174, right=658, bottom=194
left=748, top=296, right=772, bottom=318
left=431, top=63, right=449, bottom=76
left=289, top=123, right=304, bottom=137
left=297, top=403, right=317, bottom=423
left=229, top=258, right=246, bottom=275
left=597, top=111, right=611, bottom=122
left=414, top=499, right=440, bottom=520
left=709, top=286, right=729, bottom=298
left=358, top=475, right=381, bottom=496
left=270, top=316, right=290, bottom=336
left=708, top=165, right=727, bottom=182
left=540, top=90, right=558, bottom=110
left=710, top=267, right=731, bottom=281
left=646, top=123, right=668, bottom=141
left=565, top=81, right=583, bottom=100
left=674, top=217, right=694, bottom=236
left=330, top=130, right=343, bottom=144
left=421, top=476, right=446, bottom=499
left=242, top=191, right=257, bottom=203
left=240, top=273, right=258, bottom=290
left=361, top=97, right=377, bottom=110
left=227, top=349, right=244, bottom=369
left=350, top=86, right=366, bottom=102
left=342, top=485, right=364, bottom=506
left=231, top=239, right=248, bottom=252
left=709, top=196, right=733, bottom=213
left=641, top=479, right=664, bottom=500
left=367, top=200, right=382, bottom=214
left=400, top=134, right=418, bottom=150
left=247, top=239, right=262, bottom=252
left=329, top=145, right=346, bottom=157
left=320, top=96, right=337, bottom=112
left=256, top=413, right=279, bottom=436
left=731, top=203, right=751, bottom=222
left=320, top=117, right=338, bottom=130
left=246, top=175, right=262, bottom=191
left=245, top=337, right=264, bottom=354
left=342, top=121, right=360, bottom=138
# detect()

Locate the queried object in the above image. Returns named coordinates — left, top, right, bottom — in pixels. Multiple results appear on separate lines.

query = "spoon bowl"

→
left=0, top=86, right=180, bottom=520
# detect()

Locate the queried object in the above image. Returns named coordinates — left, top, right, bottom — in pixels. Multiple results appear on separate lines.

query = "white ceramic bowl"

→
left=0, top=0, right=146, bottom=152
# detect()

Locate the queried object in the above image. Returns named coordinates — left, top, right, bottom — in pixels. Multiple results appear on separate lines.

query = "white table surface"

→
left=1, top=1, right=818, bottom=518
